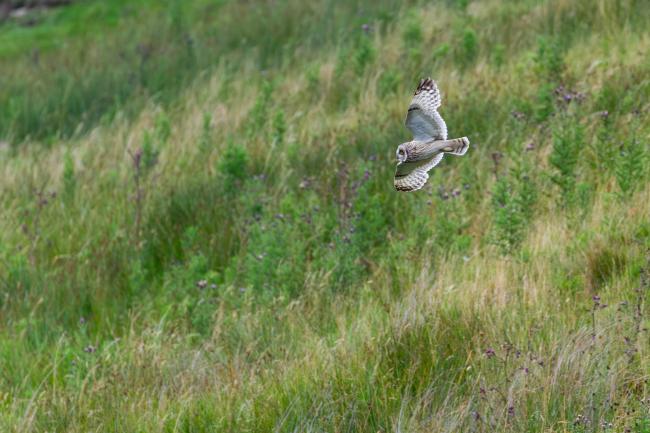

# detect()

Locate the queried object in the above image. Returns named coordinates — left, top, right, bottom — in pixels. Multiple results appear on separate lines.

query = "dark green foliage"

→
left=218, top=168, right=388, bottom=300
left=448, top=0, right=469, bottom=9
left=236, top=196, right=310, bottom=299
left=0, top=0, right=412, bottom=143
left=0, top=20, right=198, bottom=142
left=585, top=242, right=627, bottom=291
left=402, top=11, right=423, bottom=46
left=432, top=43, right=450, bottom=63
left=167, top=0, right=186, bottom=32
left=551, top=267, right=583, bottom=298
left=325, top=168, right=388, bottom=289
left=1, top=252, right=32, bottom=298
left=490, top=176, right=524, bottom=254
left=513, top=160, right=538, bottom=224
left=534, top=82, right=555, bottom=122
left=247, top=80, right=274, bottom=137
left=491, top=43, right=506, bottom=67
left=305, top=63, right=321, bottom=100
left=272, top=109, right=286, bottom=146
left=154, top=112, right=172, bottom=145
left=575, top=181, right=593, bottom=213
left=534, top=37, right=564, bottom=83
left=199, top=112, right=213, bottom=153
left=218, top=141, right=248, bottom=193
left=402, top=7, right=423, bottom=65
left=549, top=117, right=584, bottom=206
left=533, top=37, right=565, bottom=122
left=433, top=196, right=472, bottom=255
left=138, top=176, right=241, bottom=282
left=459, top=28, right=478, bottom=65
left=490, top=159, right=538, bottom=254
left=156, top=242, right=220, bottom=336
left=350, top=181, right=389, bottom=254
left=408, top=45, right=423, bottom=67
left=354, top=35, right=376, bottom=76
left=334, top=46, right=351, bottom=79
left=615, top=135, right=646, bottom=198
left=378, top=69, right=401, bottom=97
left=588, top=113, right=617, bottom=174
left=2, top=1, right=650, bottom=430
left=140, top=131, right=159, bottom=174
left=62, top=149, right=76, bottom=201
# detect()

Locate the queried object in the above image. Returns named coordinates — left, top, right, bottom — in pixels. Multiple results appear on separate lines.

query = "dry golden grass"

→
left=1, top=0, right=649, bottom=431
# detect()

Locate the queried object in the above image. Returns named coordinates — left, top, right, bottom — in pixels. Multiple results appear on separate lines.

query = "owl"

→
left=394, top=78, right=470, bottom=192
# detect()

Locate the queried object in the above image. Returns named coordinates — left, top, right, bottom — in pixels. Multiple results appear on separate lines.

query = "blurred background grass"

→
left=0, top=0, right=649, bottom=431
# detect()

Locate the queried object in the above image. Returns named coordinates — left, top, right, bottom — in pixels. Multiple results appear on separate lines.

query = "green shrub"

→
left=247, top=80, right=274, bottom=137
left=158, top=250, right=220, bottom=336
left=491, top=43, right=506, bottom=67
left=272, top=109, right=286, bottom=146
left=1, top=252, right=32, bottom=301
left=549, top=116, right=584, bottom=206
left=534, top=37, right=564, bottom=83
left=354, top=35, right=376, bottom=76
left=378, top=69, right=401, bottom=97
left=408, top=46, right=423, bottom=67
left=514, top=159, right=538, bottom=224
left=218, top=141, right=249, bottom=194
left=402, top=11, right=423, bottom=46
left=460, top=28, right=478, bottom=65
left=305, top=63, right=320, bottom=97
left=140, top=131, right=160, bottom=174
left=534, top=82, right=555, bottom=122
left=154, top=111, right=171, bottom=145
left=351, top=185, right=388, bottom=254
left=432, top=43, right=450, bottom=63
left=448, top=0, right=469, bottom=9
left=532, top=38, right=565, bottom=122
left=2, top=1, right=650, bottom=430
left=490, top=158, right=538, bottom=254
left=334, top=46, right=351, bottom=79
left=588, top=112, right=617, bottom=174
left=232, top=192, right=315, bottom=300
left=127, top=257, right=148, bottom=294
left=616, top=135, right=646, bottom=198
left=490, top=176, right=524, bottom=254
left=434, top=195, right=472, bottom=255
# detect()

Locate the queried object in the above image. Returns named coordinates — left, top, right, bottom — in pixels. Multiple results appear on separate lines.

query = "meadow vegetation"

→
left=0, top=0, right=649, bottom=431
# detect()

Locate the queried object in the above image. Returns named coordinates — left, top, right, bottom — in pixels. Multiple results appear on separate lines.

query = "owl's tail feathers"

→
left=444, top=137, right=470, bottom=156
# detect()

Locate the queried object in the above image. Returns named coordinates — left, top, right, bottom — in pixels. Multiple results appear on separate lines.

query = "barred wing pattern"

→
left=404, top=78, right=448, bottom=141
left=394, top=153, right=444, bottom=192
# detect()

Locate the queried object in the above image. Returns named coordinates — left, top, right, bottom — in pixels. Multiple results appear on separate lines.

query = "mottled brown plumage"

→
left=394, top=78, right=470, bottom=192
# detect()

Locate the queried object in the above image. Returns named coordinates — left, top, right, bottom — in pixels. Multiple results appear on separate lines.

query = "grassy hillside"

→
left=1, top=0, right=649, bottom=431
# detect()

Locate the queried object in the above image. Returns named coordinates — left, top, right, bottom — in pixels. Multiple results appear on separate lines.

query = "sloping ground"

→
left=0, top=0, right=649, bottom=431
left=1, top=1, right=73, bottom=24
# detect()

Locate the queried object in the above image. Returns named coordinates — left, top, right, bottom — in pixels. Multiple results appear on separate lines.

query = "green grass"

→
left=1, top=0, right=650, bottom=431
left=0, top=0, right=136, bottom=57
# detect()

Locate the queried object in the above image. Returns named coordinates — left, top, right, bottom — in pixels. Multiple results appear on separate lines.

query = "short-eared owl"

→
left=394, top=78, right=470, bottom=192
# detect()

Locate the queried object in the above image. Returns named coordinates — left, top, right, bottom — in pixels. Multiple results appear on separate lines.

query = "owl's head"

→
left=396, top=143, right=409, bottom=163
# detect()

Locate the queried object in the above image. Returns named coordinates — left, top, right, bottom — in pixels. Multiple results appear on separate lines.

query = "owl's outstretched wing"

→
left=394, top=153, right=444, bottom=192
left=404, top=78, right=448, bottom=141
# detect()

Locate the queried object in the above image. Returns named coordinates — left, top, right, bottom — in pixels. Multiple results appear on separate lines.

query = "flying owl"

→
left=394, top=78, right=470, bottom=192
